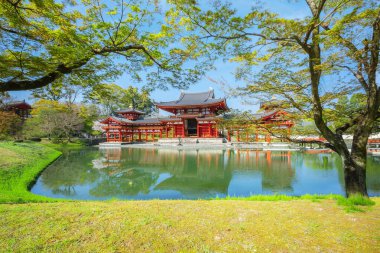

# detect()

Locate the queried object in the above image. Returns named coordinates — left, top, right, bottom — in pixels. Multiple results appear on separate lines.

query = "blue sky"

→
left=9, top=0, right=310, bottom=114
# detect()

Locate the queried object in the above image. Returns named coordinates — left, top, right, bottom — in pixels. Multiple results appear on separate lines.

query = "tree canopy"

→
left=86, top=83, right=155, bottom=115
left=0, top=0, right=208, bottom=92
left=23, top=99, right=100, bottom=141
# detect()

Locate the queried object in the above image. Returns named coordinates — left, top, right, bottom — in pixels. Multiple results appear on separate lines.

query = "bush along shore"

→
left=0, top=142, right=62, bottom=203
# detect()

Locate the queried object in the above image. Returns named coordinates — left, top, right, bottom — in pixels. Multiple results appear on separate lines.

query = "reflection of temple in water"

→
left=155, top=149, right=232, bottom=197
left=34, top=147, right=380, bottom=199
left=226, top=150, right=295, bottom=192
left=98, top=148, right=233, bottom=197
left=97, top=148, right=297, bottom=196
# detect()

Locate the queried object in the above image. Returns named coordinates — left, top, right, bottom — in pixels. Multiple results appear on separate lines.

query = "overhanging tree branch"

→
left=335, top=113, right=366, bottom=134
left=0, top=44, right=166, bottom=91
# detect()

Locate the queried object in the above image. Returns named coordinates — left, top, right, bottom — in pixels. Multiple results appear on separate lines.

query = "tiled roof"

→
left=155, top=90, right=226, bottom=107
left=110, top=116, right=134, bottom=124
left=251, top=110, right=278, bottom=120
left=5, top=100, right=32, bottom=109
left=132, top=117, right=161, bottom=124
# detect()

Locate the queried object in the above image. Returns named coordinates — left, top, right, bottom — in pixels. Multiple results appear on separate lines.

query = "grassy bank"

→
left=40, top=139, right=85, bottom=152
left=1, top=200, right=379, bottom=252
left=0, top=142, right=61, bottom=203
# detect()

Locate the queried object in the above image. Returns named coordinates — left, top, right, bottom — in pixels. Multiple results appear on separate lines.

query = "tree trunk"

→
left=343, top=114, right=376, bottom=197
left=342, top=156, right=368, bottom=197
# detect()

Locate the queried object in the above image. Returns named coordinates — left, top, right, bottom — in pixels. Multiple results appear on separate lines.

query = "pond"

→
left=31, top=147, right=380, bottom=200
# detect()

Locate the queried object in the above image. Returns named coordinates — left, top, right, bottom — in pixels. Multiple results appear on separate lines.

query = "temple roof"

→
left=133, top=117, right=162, bottom=124
left=4, top=100, right=32, bottom=110
left=155, top=90, right=226, bottom=107
left=100, top=115, right=172, bottom=125
left=100, top=116, right=133, bottom=125
left=251, top=110, right=278, bottom=120
left=251, top=110, right=289, bottom=121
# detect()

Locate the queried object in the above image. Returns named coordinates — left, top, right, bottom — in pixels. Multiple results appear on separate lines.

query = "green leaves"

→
left=85, top=83, right=155, bottom=115
left=0, top=0, right=210, bottom=91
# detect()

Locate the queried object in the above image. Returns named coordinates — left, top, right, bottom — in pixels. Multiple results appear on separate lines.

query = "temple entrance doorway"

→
left=186, top=119, right=198, bottom=136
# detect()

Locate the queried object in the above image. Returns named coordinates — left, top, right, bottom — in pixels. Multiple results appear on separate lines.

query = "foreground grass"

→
left=0, top=142, right=61, bottom=203
left=1, top=199, right=379, bottom=252
left=217, top=194, right=376, bottom=212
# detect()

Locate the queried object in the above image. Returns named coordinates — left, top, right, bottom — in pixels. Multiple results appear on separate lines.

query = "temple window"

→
left=201, top=108, right=210, bottom=114
left=177, top=109, right=185, bottom=115
left=187, top=108, right=199, bottom=113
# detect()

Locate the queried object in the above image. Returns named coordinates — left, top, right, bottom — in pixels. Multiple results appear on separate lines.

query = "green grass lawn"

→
left=40, top=138, right=85, bottom=151
left=0, top=141, right=61, bottom=203
left=0, top=141, right=379, bottom=252
left=1, top=200, right=379, bottom=252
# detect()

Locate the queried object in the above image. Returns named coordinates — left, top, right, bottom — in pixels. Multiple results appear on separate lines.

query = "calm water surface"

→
left=31, top=148, right=380, bottom=200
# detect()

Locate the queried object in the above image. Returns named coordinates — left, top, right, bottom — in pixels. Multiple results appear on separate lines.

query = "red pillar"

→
left=145, top=132, right=148, bottom=141
left=237, top=130, right=240, bottom=142
left=266, top=151, right=272, bottom=166
left=265, top=134, right=271, bottom=143
left=227, top=130, right=231, bottom=142
left=138, top=132, right=141, bottom=141
left=107, top=123, right=110, bottom=142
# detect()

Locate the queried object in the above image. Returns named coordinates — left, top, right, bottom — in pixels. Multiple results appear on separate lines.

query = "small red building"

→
left=3, top=100, right=32, bottom=119
left=100, top=89, right=228, bottom=142
left=227, top=98, right=294, bottom=142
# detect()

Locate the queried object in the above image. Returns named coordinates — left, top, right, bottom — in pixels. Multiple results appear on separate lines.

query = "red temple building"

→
left=100, top=89, right=228, bottom=142
left=227, top=98, right=295, bottom=142
left=3, top=100, right=32, bottom=119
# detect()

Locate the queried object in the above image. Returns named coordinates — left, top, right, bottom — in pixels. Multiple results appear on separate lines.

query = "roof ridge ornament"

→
left=176, top=89, right=185, bottom=104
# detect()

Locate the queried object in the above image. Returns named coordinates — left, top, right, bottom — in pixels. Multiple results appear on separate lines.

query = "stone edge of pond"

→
left=97, top=143, right=308, bottom=151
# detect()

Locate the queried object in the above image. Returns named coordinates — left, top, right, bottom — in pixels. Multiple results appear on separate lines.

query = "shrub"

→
left=0, top=111, right=22, bottom=140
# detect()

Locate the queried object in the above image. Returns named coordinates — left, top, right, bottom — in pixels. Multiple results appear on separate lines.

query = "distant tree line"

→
left=0, top=84, right=155, bottom=142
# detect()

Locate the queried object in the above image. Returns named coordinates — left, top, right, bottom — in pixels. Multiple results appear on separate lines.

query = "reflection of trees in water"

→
left=97, top=149, right=329, bottom=195
left=41, top=147, right=380, bottom=198
left=301, top=152, right=345, bottom=186
left=40, top=149, right=101, bottom=196
left=155, top=150, right=232, bottom=196
left=302, top=153, right=342, bottom=170
left=225, top=150, right=295, bottom=193
left=97, top=148, right=232, bottom=197
left=261, top=152, right=294, bottom=192
left=367, top=156, right=380, bottom=193
left=90, top=168, right=160, bottom=197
